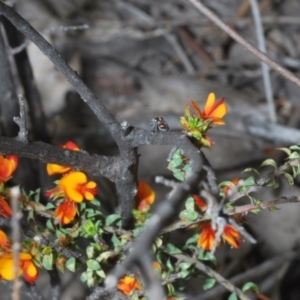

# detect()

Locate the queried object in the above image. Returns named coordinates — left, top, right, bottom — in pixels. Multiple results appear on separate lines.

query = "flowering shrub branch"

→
left=0, top=2, right=300, bottom=300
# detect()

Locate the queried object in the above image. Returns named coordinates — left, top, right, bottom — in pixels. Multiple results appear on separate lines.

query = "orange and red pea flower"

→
left=0, top=155, right=18, bottom=182
left=117, top=275, right=141, bottom=296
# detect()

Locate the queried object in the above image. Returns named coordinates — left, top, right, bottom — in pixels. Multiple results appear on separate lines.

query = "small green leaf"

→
left=66, top=257, right=76, bottom=272
left=261, top=159, right=277, bottom=169
left=289, top=145, right=300, bottom=151
left=111, top=234, right=121, bottom=248
left=179, top=210, right=198, bottom=221
left=45, top=202, right=56, bottom=209
left=46, top=219, right=54, bottom=231
left=165, top=243, right=182, bottom=254
left=197, top=248, right=217, bottom=264
left=289, top=152, right=300, bottom=159
left=80, top=271, right=88, bottom=282
left=105, top=214, right=121, bottom=226
left=87, top=259, right=101, bottom=271
left=97, top=251, right=112, bottom=262
left=277, top=147, right=291, bottom=155
left=86, top=245, right=95, bottom=259
left=282, top=173, right=294, bottom=185
left=91, top=199, right=101, bottom=207
left=242, top=282, right=259, bottom=292
left=185, top=197, right=195, bottom=211
left=203, top=278, right=216, bottom=290
left=96, top=270, right=106, bottom=278
left=179, top=269, right=190, bottom=279
left=242, top=176, right=256, bottom=187
left=179, top=262, right=193, bottom=270
left=243, top=168, right=260, bottom=176
left=42, top=253, right=53, bottom=270
left=228, top=292, right=238, bottom=300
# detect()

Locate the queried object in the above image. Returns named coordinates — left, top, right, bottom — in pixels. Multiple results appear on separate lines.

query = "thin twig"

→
left=33, top=235, right=86, bottom=263
left=172, top=254, right=251, bottom=300
left=114, top=0, right=196, bottom=74
left=186, top=0, right=300, bottom=88
left=249, top=0, right=276, bottom=123
left=11, top=186, right=22, bottom=300
left=194, top=250, right=298, bottom=300
left=13, top=94, right=28, bottom=142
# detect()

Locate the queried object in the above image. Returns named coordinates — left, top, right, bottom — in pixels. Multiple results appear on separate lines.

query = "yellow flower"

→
left=191, top=92, right=227, bottom=125
left=58, top=171, right=97, bottom=203
left=117, top=276, right=141, bottom=296
left=0, top=253, right=38, bottom=283
left=47, top=141, right=80, bottom=176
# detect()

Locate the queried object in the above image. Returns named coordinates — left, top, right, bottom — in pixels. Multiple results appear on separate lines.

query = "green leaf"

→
left=97, top=251, right=112, bottom=262
left=185, top=235, right=198, bottom=246
left=46, top=219, right=54, bottom=231
left=105, top=214, right=121, bottom=226
left=86, top=245, right=95, bottom=259
left=179, top=210, right=198, bottom=221
left=219, top=181, right=236, bottom=189
left=289, top=145, right=300, bottom=151
left=242, top=282, right=259, bottom=292
left=42, top=253, right=53, bottom=270
left=242, top=176, right=256, bottom=187
left=96, top=270, right=106, bottom=278
left=166, top=258, right=174, bottom=272
left=179, top=269, right=190, bottom=279
left=203, top=278, right=216, bottom=290
left=289, top=152, right=300, bottom=159
left=81, top=220, right=97, bottom=237
left=277, top=147, right=291, bottom=156
left=282, top=173, right=294, bottom=185
left=165, top=243, right=182, bottom=254
left=228, top=292, right=238, bottom=300
left=243, top=168, right=260, bottom=176
left=179, top=262, right=193, bottom=270
left=261, top=159, right=277, bottom=169
left=66, top=257, right=76, bottom=272
left=80, top=271, right=88, bottom=282
left=111, top=234, right=121, bottom=248
left=197, top=248, right=217, bottom=264
left=45, top=202, right=56, bottom=209
left=91, top=199, right=101, bottom=207
left=185, top=197, right=195, bottom=211
left=87, top=259, right=101, bottom=271
left=173, top=170, right=185, bottom=181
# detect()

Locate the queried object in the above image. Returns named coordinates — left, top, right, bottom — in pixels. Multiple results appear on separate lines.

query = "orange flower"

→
left=191, top=93, right=227, bottom=125
left=0, top=230, right=10, bottom=251
left=0, top=155, right=18, bottom=182
left=0, top=253, right=38, bottom=283
left=117, top=276, right=141, bottom=296
left=55, top=199, right=77, bottom=225
left=136, top=181, right=155, bottom=211
left=193, top=195, right=207, bottom=212
left=58, top=171, right=97, bottom=203
left=0, top=197, right=12, bottom=218
left=46, top=141, right=80, bottom=176
left=198, top=223, right=241, bottom=251
left=0, top=231, right=38, bottom=283
left=222, top=225, right=241, bottom=249
left=197, top=224, right=215, bottom=251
